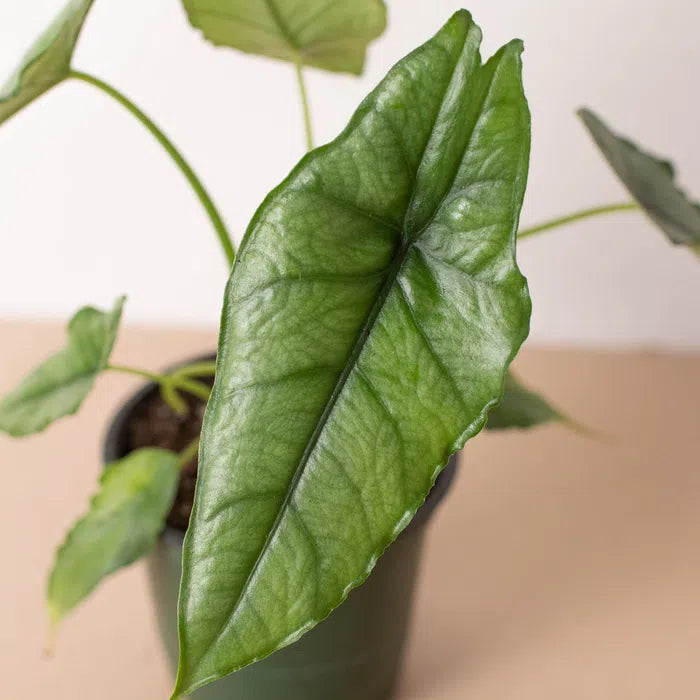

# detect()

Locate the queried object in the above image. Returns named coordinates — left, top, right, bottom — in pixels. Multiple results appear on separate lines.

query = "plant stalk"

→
left=294, top=58, right=314, bottom=151
left=69, top=70, right=235, bottom=266
left=518, top=201, right=639, bottom=240
left=178, top=437, right=201, bottom=467
left=107, top=364, right=212, bottom=403
left=172, top=360, right=217, bottom=378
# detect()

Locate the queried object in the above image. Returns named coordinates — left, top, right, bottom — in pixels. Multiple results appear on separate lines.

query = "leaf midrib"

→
left=263, top=0, right=300, bottom=52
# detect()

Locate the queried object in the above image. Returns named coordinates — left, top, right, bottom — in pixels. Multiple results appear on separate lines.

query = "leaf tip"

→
left=44, top=603, right=61, bottom=658
left=577, top=106, right=596, bottom=126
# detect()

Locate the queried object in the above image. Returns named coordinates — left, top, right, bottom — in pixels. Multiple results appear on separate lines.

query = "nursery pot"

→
left=103, top=358, right=458, bottom=700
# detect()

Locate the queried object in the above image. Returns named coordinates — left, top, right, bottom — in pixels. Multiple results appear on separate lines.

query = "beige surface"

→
left=1, top=321, right=699, bottom=699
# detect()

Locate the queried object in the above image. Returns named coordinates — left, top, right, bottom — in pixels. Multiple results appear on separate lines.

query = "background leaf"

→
left=579, top=108, right=700, bottom=257
left=47, top=448, right=180, bottom=626
left=487, top=371, right=561, bottom=430
left=0, top=0, right=95, bottom=126
left=175, top=11, right=531, bottom=697
left=0, top=297, right=124, bottom=436
left=182, top=0, right=387, bottom=74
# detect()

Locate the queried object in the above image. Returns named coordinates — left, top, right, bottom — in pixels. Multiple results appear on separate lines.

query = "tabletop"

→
left=1, top=320, right=699, bottom=699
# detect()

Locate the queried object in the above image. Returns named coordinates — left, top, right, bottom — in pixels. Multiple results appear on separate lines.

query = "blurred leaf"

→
left=47, top=448, right=180, bottom=626
left=174, top=11, right=531, bottom=697
left=579, top=108, right=700, bottom=257
left=182, top=0, right=387, bottom=74
left=0, top=297, right=124, bottom=436
left=487, top=371, right=561, bottom=430
left=0, top=0, right=95, bottom=126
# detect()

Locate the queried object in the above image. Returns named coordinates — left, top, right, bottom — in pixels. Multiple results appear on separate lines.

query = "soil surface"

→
left=126, top=382, right=212, bottom=532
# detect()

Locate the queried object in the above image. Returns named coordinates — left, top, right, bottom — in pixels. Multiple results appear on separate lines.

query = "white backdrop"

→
left=0, top=0, right=698, bottom=348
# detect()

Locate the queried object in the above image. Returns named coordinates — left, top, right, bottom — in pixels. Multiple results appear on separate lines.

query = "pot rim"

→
left=103, top=353, right=459, bottom=543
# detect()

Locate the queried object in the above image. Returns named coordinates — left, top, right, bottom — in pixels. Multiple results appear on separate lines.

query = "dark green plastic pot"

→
left=104, top=359, right=458, bottom=699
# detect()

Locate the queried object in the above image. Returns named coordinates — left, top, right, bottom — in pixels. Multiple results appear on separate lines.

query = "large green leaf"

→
left=47, top=448, right=179, bottom=626
left=175, top=11, right=531, bottom=696
left=182, top=0, right=387, bottom=74
left=579, top=108, right=700, bottom=257
left=487, top=371, right=561, bottom=430
left=0, top=0, right=95, bottom=126
left=0, top=297, right=124, bottom=436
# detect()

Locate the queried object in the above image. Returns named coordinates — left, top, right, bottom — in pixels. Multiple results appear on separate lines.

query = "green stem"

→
left=173, top=360, right=217, bottom=378
left=107, top=364, right=212, bottom=403
left=294, top=58, right=314, bottom=151
left=178, top=437, right=201, bottom=467
left=170, top=377, right=212, bottom=403
left=518, top=202, right=639, bottom=240
left=69, top=70, right=235, bottom=267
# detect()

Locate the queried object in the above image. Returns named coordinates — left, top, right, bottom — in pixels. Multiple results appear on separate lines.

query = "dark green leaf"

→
left=579, top=108, right=700, bottom=257
left=47, top=448, right=180, bottom=626
left=175, top=11, right=531, bottom=696
left=487, top=371, right=561, bottom=430
left=0, top=297, right=124, bottom=436
left=182, top=0, right=387, bottom=74
left=0, top=0, right=95, bottom=126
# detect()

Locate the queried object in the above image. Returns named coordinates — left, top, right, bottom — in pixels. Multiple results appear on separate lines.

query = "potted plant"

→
left=1, top=3, right=697, bottom=699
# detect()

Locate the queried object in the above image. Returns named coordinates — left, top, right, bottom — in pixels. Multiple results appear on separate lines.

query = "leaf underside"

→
left=182, top=0, right=387, bottom=74
left=47, top=448, right=180, bottom=625
left=579, top=108, right=700, bottom=256
left=487, top=371, right=561, bottom=430
left=175, top=11, right=531, bottom=697
left=0, top=0, right=95, bottom=126
left=0, top=297, right=124, bottom=436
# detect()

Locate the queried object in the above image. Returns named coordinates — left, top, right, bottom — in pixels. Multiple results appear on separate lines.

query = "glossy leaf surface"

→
left=0, top=297, right=124, bottom=436
left=176, top=11, right=531, bottom=696
left=487, top=371, right=560, bottom=430
left=182, top=0, right=386, bottom=74
left=0, top=0, right=94, bottom=126
left=47, top=448, right=179, bottom=625
left=580, top=108, right=700, bottom=257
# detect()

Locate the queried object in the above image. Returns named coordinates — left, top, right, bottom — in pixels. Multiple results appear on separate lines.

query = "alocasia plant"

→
left=183, top=0, right=386, bottom=74
left=174, top=12, right=531, bottom=694
left=0, top=0, right=94, bottom=125
left=48, top=447, right=183, bottom=628
left=0, top=297, right=123, bottom=436
left=183, top=0, right=386, bottom=149
left=579, top=108, right=700, bottom=257
left=487, top=372, right=562, bottom=431
left=0, top=2, right=697, bottom=697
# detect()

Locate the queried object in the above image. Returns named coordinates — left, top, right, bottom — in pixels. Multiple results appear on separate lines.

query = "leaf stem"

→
left=69, top=70, right=235, bottom=266
left=294, top=58, right=314, bottom=151
left=518, top=202, right=639, bottom=240
left=172, top=361, right=217, bottom=378
left=107, top=364, right=212, bottom=403
left=178, top=437, right=201, bottom=467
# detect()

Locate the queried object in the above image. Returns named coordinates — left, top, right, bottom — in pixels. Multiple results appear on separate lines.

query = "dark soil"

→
left=126, top=381, right=212, bottom=532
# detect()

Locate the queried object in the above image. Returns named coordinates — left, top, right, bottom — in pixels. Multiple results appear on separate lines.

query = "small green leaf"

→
left=182, top=0, right=387, bottom=74
left=0, top=0, right=95, bottom=126
left=47, top=448, right=180, bottom=626
left=0, top=297, right=124, bottom=436
left=487, top=371, right=561, bottom=430
left=579, top=108, right=700, bottom=256
left=175, top=11, right=531, bottom=697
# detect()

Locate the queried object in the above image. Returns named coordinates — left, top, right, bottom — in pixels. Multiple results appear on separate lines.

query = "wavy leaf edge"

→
left=174, top=10, right=531, bottom=696
left=182, top=0, right=387, bottom=74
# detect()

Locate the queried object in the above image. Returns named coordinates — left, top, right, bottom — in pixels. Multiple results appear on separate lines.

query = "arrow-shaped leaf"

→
left=48, top=448, right=180, bottom=626
left=0, top=0, right=95, bottom=126
left=579, top=108, right=700, bottom=257
left=182, top=0, right=387, bottom=74
left=175, top=11, right=531, bottom=696
left=0, top=297, right=124, bottom=436
left=487, top=371, right=561, bottom=430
